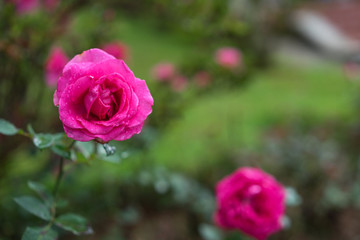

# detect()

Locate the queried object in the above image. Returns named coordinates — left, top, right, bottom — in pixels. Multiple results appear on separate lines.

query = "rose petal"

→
left=56, top=62, right=94, bottom=102
left=55, top=49, right=115, bottom=103
left=89, top=59, right=134, bottom=80
left=84, top=84, right=101, bottom=118
left=77, top=117, right=116, bottom=135
left=113, top=123, right=143, bottom=141
left=127, top=77, right=153, bottom=127
left=63, top=125, right=94, bottom=142
left=58, top=82, right=90, bottom=129
left=53, top=90, right=59, bottom=106
left=65, top=48, right=115, bottom=68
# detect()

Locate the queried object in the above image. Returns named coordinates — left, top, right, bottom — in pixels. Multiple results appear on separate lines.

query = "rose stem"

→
left=52, top=140, right=75, bottom=198
left=53, top=156, right=64, bottom=198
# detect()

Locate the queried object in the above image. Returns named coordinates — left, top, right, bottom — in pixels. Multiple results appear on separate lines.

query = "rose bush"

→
left=214, top=167, right=285, bottom=240
left=54, top=48, right=153, bottom=142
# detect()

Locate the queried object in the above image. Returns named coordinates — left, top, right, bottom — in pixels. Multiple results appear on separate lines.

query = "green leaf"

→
left=51, top=145, right=71, bottom=159
left=27, top=125, right=67, bottom=150
left=28, top=181, right=53, bottom=208
left=55, top=198, right=68, bottom=209
left=0, top=118, right=18, bottom=135
left=22, top=226, right=58, bottom=240
left=76, top=141, right=95, bottom=158
left=14, top=196, right=51, bottom=221
left=55, top=213, right=93, bottom=235
left=52, top=133, right=66, bottom=142
left=27, top=124, right=36, bottom=136
left=199, top=224, right=222, bottom=240
left=33, top=134, right=54, bottom=149
left=75, top=152, right=89, bottom=164
left=285, top=187, right=302, bottom=206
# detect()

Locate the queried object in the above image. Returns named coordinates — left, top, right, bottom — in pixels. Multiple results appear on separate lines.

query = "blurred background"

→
left=1, top=0, right=360, bottom=239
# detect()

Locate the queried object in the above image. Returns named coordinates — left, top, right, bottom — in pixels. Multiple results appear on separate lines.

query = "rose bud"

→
left=45, top=47, right=68, bottom=87
left=193, top=71, right=212, bottom=88
left=343, top=61, right=360, bottom=81
left=215, top=47, right=242, bottom=69
left=101, top=42, right=129, bottom=60
left=151, top=62, right=176, bottom=82
left=53, top=48, right=154, bottom=142
left=171, top=75, right=188, bottom=92
left=10, top=0, right=39, bottom=14
left=214, top=167, right=286, bottom=240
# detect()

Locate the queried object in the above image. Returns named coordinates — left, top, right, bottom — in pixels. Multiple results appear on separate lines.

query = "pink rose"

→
left=101, top=42, right=129, bottom=60
left=45, top=47, right=68, bottom=87
left=214, top=167, right=285, bottom=240
left=53, top=48, right=153, bottom=142
left=151, top=62, right=176, bottom=82
left=193, top=71, right=211, bottom=87
left=344, top=61, right=360, bottom=81
left=215, top=47, right=242, bottom=69
left=10, top=0, right=39, bottom=14
left=171, top=75, right=188, bottom=92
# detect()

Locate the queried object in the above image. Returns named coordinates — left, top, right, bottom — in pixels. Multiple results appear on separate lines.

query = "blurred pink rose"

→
left=215, top=47, right=242, bottom=69
left=193, top=71, right=211, bottom=87
left=45, top=47, right=68, bottom=87
left=214, top=167, right=285, bottom=240
left=10, top=0, right=39, bottom=14
left=54, top=48, right=153, bottom=142
left=103, top=9, right=116, bottom=21
left=344, top=62, right=360, bottom=81
left=151, top=62, right=176, bottom=82
left=171, top=75, right=188, bottom=92
left=102, top=42, right=129, bottom=60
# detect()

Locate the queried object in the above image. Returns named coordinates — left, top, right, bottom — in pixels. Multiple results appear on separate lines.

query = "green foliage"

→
left=75, top=141, right=94, bottom=158
left=55, top=213, right=93, bottom=235
left=33, top=134, right=59, bottom=149
left=28, top=181, right=53, bottom=208
left=199, top=224, right=223, bottom=240
left=33, top=133, right=66, bottom=150
left=14, top=180, right=93, bottom=238
left=0, top=118, right=18, bottom=135
left=51, top=145, right=71, bottom=159
left=22, top=227, right=58, bottom=240
left=27, top=124, right=72, bottom=158
left=14, top=196, right=51, bottom=221
left=285, top=187, right=302, bottom=206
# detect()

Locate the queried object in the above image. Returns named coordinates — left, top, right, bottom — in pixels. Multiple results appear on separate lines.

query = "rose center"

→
left=84, top=84, right=120, bottom=120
